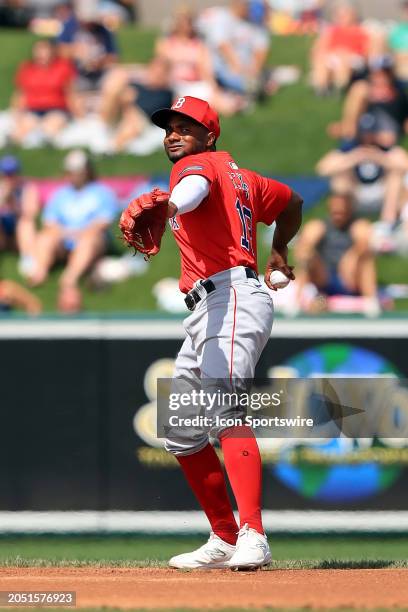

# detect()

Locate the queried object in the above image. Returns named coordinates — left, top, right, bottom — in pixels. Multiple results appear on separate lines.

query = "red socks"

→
left=220, top=425, right=264, bottom=534
left=176, top=443, right=238, bottom=545
left=176, top=426, right=264, bottom=541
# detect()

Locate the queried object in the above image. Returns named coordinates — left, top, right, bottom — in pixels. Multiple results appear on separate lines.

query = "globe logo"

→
left=270, top=343, right=404, bottom=504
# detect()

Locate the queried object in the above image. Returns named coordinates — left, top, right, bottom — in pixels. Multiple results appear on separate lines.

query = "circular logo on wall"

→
left=269, top=343, right=405, bottom=504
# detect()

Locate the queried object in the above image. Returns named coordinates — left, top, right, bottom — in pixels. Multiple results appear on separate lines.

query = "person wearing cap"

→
left=0, top=155, right=40, bottom=276
left=29, top=150, right=117, bottom=313
left=317, top=111, right=408, bottom=228
left=142, top=95, right=303, bottom=569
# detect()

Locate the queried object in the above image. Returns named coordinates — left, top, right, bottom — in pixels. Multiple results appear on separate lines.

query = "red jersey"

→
left=16, top=58, right=76, bottom=111
left=169, top=150, right=292, bottom=293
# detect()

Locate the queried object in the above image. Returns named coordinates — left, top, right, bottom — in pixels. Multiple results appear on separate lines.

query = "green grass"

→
left=1, top=536, right=407, bottom=611
left=2, top=557, right=408, bottom=570
left=0, top=28, right=407, bottom=313
left=1, top=535, right=407, bottom=568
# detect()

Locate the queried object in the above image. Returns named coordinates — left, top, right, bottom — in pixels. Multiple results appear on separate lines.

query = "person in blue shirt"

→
left=29, top=149, right=118, bottom=313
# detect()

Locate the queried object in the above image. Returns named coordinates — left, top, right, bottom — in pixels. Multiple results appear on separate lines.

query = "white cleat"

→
left=228, top=523, right=272, bottom=571
left=169, top=532, right=236, bottom=569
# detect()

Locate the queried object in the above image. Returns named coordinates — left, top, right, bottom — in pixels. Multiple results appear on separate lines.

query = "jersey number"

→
left=236, top=199, right=253, bottom=253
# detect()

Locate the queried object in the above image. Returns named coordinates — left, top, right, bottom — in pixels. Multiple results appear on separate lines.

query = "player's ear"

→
left=207, top=132, right=216, bottom=149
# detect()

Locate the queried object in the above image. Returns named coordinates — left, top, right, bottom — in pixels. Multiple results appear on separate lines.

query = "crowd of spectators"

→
left=1, top=0, right=275, bottom=153
left=0, top=0, right=408, bottom=316
left=287, top=0, right=408, bottom=316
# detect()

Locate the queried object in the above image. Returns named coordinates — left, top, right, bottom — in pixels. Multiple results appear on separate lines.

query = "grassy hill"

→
left=0, top=27, right=407, bottom=313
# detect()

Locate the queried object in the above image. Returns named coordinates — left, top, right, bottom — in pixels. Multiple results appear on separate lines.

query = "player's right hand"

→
left=264, top=247, right=295, bottom=291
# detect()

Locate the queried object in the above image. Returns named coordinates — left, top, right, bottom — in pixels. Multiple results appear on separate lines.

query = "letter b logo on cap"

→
left=173, top=97, right=186, bottom=109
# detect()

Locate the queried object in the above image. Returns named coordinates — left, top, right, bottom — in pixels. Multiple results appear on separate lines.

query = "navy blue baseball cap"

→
left=0, top=155, right=21, bottom=175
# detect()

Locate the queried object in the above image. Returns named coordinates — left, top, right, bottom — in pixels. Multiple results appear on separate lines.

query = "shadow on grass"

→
left=316, top=559, right=398, bottom=569
left=267, top=559, right=408, bottom=570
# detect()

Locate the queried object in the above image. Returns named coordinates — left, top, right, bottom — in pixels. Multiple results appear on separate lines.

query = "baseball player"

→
left=120, top=96, right=303, bottom=570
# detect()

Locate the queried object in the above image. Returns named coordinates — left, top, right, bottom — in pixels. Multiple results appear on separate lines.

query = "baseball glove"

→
left=119, top=188, right=170, bottom=257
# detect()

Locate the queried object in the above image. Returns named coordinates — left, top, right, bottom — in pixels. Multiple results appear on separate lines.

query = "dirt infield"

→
left=1, top=567, right=408, bottom=609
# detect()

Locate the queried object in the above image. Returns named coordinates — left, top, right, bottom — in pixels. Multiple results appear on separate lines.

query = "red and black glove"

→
left=119, top=188, right=170, bottom=257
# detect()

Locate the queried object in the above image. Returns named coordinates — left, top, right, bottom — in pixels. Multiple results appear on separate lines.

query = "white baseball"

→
left=269, top=270, right=290, bottom=289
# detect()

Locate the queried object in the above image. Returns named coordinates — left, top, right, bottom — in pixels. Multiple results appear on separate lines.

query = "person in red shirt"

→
left=12, top=39, right=76, bottom=145
left=311, top=2, right=370, bottom=94
left=144, top=96, right=302, bottom=569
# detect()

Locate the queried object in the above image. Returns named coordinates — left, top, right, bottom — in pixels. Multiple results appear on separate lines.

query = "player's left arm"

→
left=264, top=190, right=303, bottom=291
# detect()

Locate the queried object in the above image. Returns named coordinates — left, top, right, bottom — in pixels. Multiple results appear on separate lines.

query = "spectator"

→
left=388, top=1, right=408, bottom=82
left=54, top=1, right=77, bottom=37
left=155, top=8, right=216, bottom=101
left=100, top=8, right=246, bottom=127
left=328, top=61, right=408, bottom=147
left=98, top=56, right=173, bottom=151
left=154, top=7, right=246, bottom=114
left=0, top=155, right=40, bottom=276
left=11, top=39, right=76, bottom=146
left=310, top=1, right=370, bottom=94
left=316, top=113, right=408, bottom=226
left=29, top=150, right=117, bottom=313
left=295, top=192, right=379, bottom=315
left=56, top=3, right=118, bottom=113
left=0, top=279, right=42, bottom=315
left=197, top=0, right=270, bottom=98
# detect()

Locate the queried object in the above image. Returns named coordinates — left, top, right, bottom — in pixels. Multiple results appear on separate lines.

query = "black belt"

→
left=184, top=268, right=258, bottom=311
